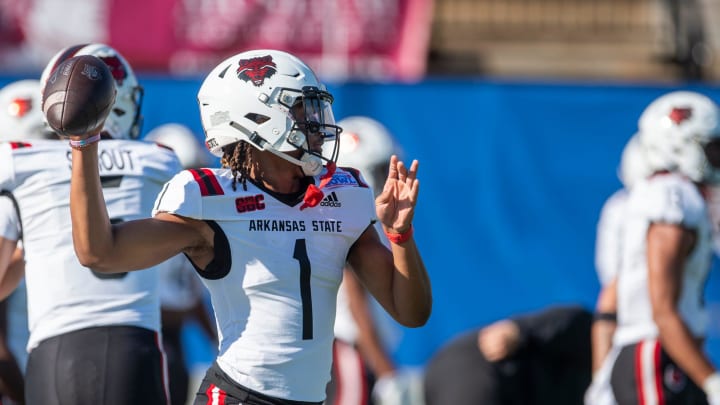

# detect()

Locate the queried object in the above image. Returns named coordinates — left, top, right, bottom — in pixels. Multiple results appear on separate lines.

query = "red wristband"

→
left=384, top=225, right=414, bottom=244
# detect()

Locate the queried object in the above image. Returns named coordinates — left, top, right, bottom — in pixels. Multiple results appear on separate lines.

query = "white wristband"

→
left=704, top=372, right=720, bottom=397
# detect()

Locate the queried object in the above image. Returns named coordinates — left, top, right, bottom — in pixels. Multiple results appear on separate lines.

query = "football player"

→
left=424, top=305, right=593, bottom=405
left=610, top=91, right=720, bottom=405
left=0, top=78, right=52, bottom=405
left=585, top=134, right=650, bottom=405
left=67, top=49, right=432, bottom=405
left=0, top=44, right=181, bottom=404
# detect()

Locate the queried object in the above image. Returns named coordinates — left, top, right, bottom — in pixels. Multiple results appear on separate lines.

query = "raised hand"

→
left=375, top=155, right=419, bottom=234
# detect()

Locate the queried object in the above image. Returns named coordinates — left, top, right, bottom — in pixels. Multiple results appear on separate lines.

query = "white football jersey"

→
left=595, top=188, right=630, bottom=286
left=0, top=139, right=181, bottom=351
left=614, top=173, right=713, bottom=347
left=152, top=166, right=376, bottom=402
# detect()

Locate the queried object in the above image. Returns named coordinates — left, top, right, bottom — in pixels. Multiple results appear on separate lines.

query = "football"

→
left=42, top=54, right=116, bottom=137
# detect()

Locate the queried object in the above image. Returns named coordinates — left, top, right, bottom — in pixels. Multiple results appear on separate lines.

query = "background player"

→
left=0, top=44, right=181, bottom=404
left=324, top=116, right=422, bottom=405
left=424, top=304, right=593, bottom=405
left=610, top=91, right=720, bottom=404
left=0, top=78, right=56, bottom=405
left=585, top=134, right=650, bottom=405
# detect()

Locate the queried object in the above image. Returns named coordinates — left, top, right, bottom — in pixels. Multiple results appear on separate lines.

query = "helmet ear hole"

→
left=245, top=113, right=270, bottom=124
left=287, top=130, right=306, bottom=147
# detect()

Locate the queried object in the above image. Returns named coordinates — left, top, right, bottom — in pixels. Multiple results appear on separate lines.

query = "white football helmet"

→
left=638, top=91, right=720, bottom=184
left=198, top=49, right=341, bottom=176
left=0, top=79, right=55, bottom=140
left=617, top=134, right=650, bottom=190
left=329, top=116, right=402, bottom=194
left=144, top=123, right=215, bottom=169
left=40, top=43, right=144, bottom=140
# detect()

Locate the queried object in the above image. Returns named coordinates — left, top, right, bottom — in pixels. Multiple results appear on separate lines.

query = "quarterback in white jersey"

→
left=0, top=138, right=179, bottom=349
left=0, top=137, right=180, bottom=404
left=609, top=91, right=720, bottom=405
left=0, top=43, right=182, bottom=405
left=67, top=49, right=432, bottom=405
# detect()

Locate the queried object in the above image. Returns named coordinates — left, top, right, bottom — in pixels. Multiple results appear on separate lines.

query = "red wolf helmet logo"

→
left=237, top=56, right=277, bottom=87
left=98, top=56, right=128, bottom=86
left=668, top=107, right=693, bottom=125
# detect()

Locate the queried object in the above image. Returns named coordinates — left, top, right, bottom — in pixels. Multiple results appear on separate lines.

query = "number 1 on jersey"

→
left=293, top=239, right=313, bottom=340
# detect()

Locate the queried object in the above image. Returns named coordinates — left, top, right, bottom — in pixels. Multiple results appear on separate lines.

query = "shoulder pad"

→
left=152, top=169, right=211, bottom=219
left=639, top=175, right=704, bottom=227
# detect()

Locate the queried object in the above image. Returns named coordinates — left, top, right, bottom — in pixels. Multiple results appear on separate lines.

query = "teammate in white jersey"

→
left=66, top=49, right=432, bottom=405
left=609, top=91, right=720, bottom=405
left=0, top=44, right=182, bottom=404
left=323, top=116, right=406, bottom=405
left=585, top=134, right=650, bottom=405
left=145, top=123, right=218, bottom=405
left=0, top=78, right=56, bottom=404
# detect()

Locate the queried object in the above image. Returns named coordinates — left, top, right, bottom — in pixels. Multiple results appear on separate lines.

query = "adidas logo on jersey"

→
left=320, top=192, right=341, bottom=207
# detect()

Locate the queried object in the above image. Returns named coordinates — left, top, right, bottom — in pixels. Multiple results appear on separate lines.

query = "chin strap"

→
left=300, top=162, right=336, bottom=211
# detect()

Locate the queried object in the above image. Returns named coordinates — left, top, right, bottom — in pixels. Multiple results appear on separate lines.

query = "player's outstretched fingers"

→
left=408, top=161, right=420, bottom=204
left=387, top=155, right=399, bottom=181
left=397, top=160, right=408, bottom=183
left=407, top=160, right=419, bottom=182
left=42, top=55, right=116, bottom=138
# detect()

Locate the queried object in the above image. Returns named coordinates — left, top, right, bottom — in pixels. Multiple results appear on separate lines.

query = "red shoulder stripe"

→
left=189, top=168, right=224, bottom=196
left=9, top=142, right=32, bottom=149
left=155, top=142, right=174, bottom=151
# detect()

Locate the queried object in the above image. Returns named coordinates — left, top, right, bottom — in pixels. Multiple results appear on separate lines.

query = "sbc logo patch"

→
left=236, top=194, right=265, bottom=213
